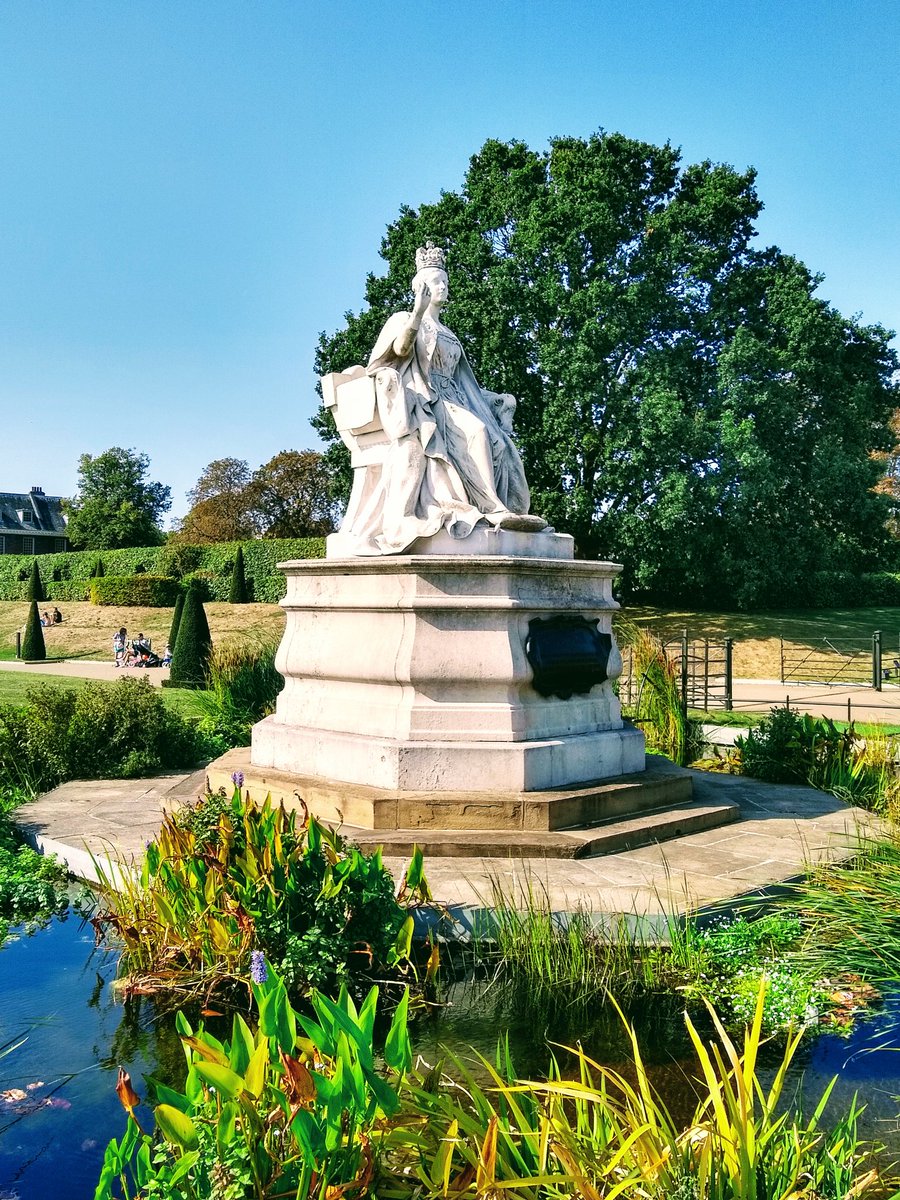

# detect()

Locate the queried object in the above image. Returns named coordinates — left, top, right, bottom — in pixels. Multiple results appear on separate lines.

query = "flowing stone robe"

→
left=354, top=311, right=532, bottom=554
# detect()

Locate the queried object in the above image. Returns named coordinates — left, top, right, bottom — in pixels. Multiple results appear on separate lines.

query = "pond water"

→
left=2, top=915, right=900, bottom=1199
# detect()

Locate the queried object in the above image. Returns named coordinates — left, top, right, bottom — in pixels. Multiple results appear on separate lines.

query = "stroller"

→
left=131, top=636, right=161, bottom=668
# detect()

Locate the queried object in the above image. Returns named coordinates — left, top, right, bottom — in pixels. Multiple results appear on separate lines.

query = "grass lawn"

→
left=621, top=604, right=900, bottom=680
left=0, top=600, right=284, bottom=662
left=0, top=669, right=207, bottom=717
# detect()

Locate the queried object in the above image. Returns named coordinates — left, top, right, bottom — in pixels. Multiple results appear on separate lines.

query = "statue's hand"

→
left=412, top=278, right=431, bottom=320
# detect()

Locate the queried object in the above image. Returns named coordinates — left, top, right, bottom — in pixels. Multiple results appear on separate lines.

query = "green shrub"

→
left=168, top=590, right=185, bottom=650
left=251, top=573, right=289, bottom=603
left=0, top=809, right=69, bottom=943
left=45, top=579, right=92, bottom=602
left=0, top=677, right=208, bottom=793
left=90, top=558, right=105, bottom=578
left=169, top=588, right=212, bottom=688
left=89, top=574, right=181, bottom=607
left=228, top=544, right=248, bottom=603
left=26, top=560, right=45, bottom=602
left=20, top=600, right=46, bottom=661
left=0, top=536, right=325, bottom=605
left=737, top=706, right=852, bottom=785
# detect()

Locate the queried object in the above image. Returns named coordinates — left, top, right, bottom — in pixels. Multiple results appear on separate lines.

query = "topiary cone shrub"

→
left=169, top=588, right=212, bottom=689
left=168, top=591, right=185, bottom=650
left=21, top=600, right=46, bottom=661
left=27, top=560, right=45, bottom=602
left=228, top=546, right=249, bottom=604
left=91, top=558, right=105, bottom=578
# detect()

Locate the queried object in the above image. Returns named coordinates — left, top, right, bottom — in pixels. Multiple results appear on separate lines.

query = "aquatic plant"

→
left=482, top=880, right=853, bottom=1038
left=96, top=975, right=887, bottom=1200
left=789, top=828, right=900, bottom=986
left=90, top=785, right=432, bottom=1002
left=95, top=964, right=412, bottom=1200
left=0, top=793, right=69, bottom=946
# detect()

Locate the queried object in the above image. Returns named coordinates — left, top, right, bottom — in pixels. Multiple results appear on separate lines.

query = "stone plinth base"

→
left=211, top=747, right=689, bottom=833
left=250, top=552, right=645, bottom=794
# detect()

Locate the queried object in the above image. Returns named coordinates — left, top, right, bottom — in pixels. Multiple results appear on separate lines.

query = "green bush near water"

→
left=0, top=676, right=209, bottom=794
left=91, top=786, right=431, bottom=1001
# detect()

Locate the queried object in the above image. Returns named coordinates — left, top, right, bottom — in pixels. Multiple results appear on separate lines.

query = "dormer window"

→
left=16, top=510, right=34, bottom=526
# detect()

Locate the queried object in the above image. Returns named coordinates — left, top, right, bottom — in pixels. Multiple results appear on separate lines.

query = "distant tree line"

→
left=63, top=447, right=337, bottom=550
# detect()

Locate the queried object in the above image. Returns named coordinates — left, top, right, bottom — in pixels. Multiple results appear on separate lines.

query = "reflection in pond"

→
left=2, top=917, right=900, bottom=1199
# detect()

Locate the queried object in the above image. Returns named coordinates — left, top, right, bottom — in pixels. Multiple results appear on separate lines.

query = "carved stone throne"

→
left=321, top=366, right=387, bottom=544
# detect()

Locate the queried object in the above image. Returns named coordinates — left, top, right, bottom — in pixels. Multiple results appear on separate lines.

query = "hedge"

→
left=89, top=575, right=182, bottom=607
left=0, top=537, right=326, bottom=604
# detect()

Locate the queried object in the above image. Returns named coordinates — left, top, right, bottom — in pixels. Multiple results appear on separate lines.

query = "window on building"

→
left=22, top=537, right=34, bottom=555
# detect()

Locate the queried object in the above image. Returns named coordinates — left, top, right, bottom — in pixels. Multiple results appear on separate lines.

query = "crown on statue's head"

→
left=415, top=241, right=446, bottom=272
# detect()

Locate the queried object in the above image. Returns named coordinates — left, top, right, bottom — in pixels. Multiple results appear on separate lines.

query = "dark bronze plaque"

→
left=525, top=615, right=612, bottom=699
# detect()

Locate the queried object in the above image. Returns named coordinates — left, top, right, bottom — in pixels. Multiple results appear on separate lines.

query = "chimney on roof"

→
left=30, top=486, right=44, bottom=495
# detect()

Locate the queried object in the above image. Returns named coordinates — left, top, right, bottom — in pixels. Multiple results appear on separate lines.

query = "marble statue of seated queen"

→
left=322, top=242, right=547, bottom=556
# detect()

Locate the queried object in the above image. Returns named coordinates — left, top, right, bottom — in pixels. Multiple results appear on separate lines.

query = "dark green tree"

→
left=91, top=558, right=105, bottom=578
left=228, top=546, right=249, bottom=604
left=168, top=591, right=185, bottom=651
left=169, top=588, right=212, bottom=689
left=21, top=601, right=46, bottom=661
left=26, top=560, right=45, bottom=602
left=313, top=133, right=898, bottom=607
left=64, top=447, right=171, bottom=550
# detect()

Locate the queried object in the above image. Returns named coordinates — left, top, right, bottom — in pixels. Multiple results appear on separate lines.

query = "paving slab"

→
left=15, top=764, right=883, bottom=926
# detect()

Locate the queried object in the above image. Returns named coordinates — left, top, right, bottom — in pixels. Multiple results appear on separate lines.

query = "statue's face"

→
left=424, top=269, right=449, bottom=306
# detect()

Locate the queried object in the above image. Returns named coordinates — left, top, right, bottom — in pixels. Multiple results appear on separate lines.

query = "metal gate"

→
left=780, top=631, right=888, bottom=689
left=619, top=630, right=734, bottom=712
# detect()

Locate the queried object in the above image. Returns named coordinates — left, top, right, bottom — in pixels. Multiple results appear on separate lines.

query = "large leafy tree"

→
left=65, top=447, right=171, bottom=550
left=313, top=133, right=898, bottom=606
left=175, top=450, right=338, bottom=543
left=174, top=457, right=257, bottom=544
left=245, top=450, right=338, bottom=538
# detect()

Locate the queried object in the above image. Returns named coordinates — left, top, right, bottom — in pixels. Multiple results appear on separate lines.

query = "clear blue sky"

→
left=1, top=0, right=897, bottom=521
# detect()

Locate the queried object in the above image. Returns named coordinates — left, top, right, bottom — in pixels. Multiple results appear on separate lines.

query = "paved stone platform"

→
left=15, top=767, right=878, bottom=919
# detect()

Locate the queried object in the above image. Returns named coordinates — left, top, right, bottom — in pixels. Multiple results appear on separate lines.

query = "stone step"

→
left=207, top=749, right=695, bottom=832
left=343, top=797, right=741, bottom=860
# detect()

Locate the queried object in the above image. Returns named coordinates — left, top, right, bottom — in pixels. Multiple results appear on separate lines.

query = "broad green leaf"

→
left=194, top=1060, right=244, bottom=1100
left=154, top=1104, right=199, bottom=1151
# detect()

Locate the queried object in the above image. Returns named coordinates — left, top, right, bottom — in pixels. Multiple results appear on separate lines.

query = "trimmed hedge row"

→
left=0, top=537, right=326, bottom=605
left=89, top=575, right=181, bottom=607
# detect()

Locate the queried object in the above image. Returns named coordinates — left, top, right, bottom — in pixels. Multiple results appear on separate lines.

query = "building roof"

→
left=0, top=488, right=68, bottom=537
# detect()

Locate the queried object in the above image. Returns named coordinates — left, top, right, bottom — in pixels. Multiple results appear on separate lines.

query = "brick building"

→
left=0, top=487, right=68, bottom=555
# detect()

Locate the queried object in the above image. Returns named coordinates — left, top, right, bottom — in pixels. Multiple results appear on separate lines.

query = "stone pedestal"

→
left=249, top=539, right=645, bottom=806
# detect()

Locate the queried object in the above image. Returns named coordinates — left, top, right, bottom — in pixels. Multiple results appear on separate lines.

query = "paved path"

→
left=0, top=659, right=169, bottom=684
left=731, top=679, right=900, bottom=724
left=16, top=767, right=879, bottom=925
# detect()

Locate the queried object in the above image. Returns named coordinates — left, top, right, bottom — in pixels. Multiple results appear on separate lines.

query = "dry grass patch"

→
left=0, top=601, right=284, bottom=661
left=619, top=604, right=900, bottom=680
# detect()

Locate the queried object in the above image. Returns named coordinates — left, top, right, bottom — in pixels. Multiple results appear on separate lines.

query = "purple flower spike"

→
left=250, top=950, right=268, bottom=984
left=231, top=771, right=245, bottom=788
